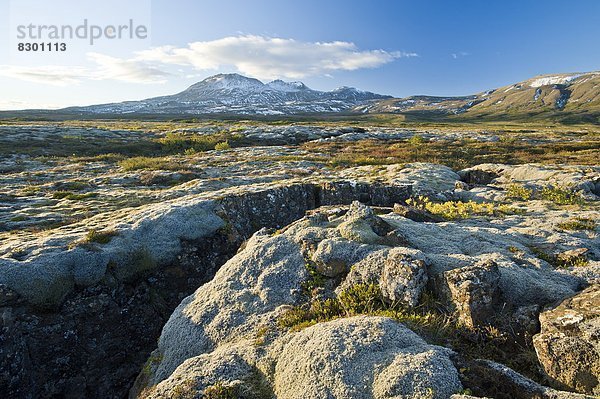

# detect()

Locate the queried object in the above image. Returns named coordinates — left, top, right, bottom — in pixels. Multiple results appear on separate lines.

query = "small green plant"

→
left=141, top=352, right=163, bottom=377
left=84, top=228, right=118, bottom=244
left=337, top=282, right=386, bottom=315
left=507, top=246, right=521, bottom=254
left=203, top=381, right=237, bottom=399
left=557, top=217, right=596, bottom=231
left=171, top=378, right=197, bottom=399
left=55, top=181, right=90, bottom=191
left=254, top=326, right=269, bottom=346
left=531, top=247, right=589, bottom=269
left=505, top=184, right=533, bottom=201
left=499, top=135, right=518, bottom=144
left=214, top=141, right=231, bottom=151
left=540, top=185, right=584, bottom=205
left=70, top=228, right=118, bottom=249
left=559, top=255, right=589, bottom=268
left=301, top=262, right=327, bottom=294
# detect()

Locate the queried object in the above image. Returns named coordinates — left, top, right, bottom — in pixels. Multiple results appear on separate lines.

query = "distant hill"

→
left=357, top=71, right=600, bottom=123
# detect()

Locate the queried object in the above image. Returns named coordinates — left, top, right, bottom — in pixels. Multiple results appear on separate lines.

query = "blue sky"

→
left=1, top=0, right=599, bottom=109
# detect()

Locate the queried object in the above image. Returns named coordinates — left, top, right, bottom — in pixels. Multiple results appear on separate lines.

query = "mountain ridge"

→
left=65, top=73, right=391, bottom=115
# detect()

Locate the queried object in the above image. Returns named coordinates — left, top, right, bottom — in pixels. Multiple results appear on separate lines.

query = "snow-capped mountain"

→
left=66, top=73, right=390, bottom=115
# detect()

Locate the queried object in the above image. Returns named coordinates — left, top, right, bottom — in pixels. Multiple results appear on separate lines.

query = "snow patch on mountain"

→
left=267, top=80, right=307, bottom=92
left=529, top=74, right=582, bottom=88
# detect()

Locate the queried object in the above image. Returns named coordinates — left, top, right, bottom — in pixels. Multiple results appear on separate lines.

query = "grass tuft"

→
left=118, top=156, right=183, bottom=171
left=203, top=381, right=237, bottom=399
left=52, top=191, right=97, bottom=201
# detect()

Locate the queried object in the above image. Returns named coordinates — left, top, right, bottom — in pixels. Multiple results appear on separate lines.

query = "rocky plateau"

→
left=0, top=122, right=598, bottom=399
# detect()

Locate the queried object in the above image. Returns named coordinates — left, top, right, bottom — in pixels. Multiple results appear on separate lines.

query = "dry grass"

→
left=301, top=137, right=600, bottom=169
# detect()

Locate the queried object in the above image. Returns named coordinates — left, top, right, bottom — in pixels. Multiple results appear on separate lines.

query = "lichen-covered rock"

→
left=393, top=203, right=445, bottom=223
left=151, top=229, right=308, bottom=383
left=338, top=163, right=462, bottom=198
left=143, top=343, right=270, bottom=399
left=382, top=215, right=586, bottom=308
left=337, top=201, right=405, bottom=246
left=450, top=396, right=492, bottom=399
left=459, top=163, right=600, bottom=198
left=437, top=260, right=501, bottom=328
left=0, top=198, right=226, bottom=308
left=273, top=316, right=462, bottom=399
left=338, top=247, right=428, bottom=307
left=533, top=285, right=600, bottom=395
left=311, top=238, right=376, bottom=277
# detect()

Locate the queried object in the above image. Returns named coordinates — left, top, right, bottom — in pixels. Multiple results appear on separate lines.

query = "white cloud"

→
left=87, top=53, right=170, bottom=83
left=0, top=55, right=170, bottom=86
left=134, top=35, right=414, bottom=79
left=0, top=35, right=415, bottom=85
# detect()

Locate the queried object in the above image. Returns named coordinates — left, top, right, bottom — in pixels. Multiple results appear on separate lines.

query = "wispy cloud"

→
left=134, top=35, right=415, bottom=79
left=0, top=65, right=90, bottom=86
left=0, top=54, right=170, bottom=86
left=451, top=51, right=470, bottom=59
left=0, top=35, right=416, bottom=85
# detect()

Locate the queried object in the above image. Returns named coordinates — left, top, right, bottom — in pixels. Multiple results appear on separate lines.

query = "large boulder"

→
left=459, top=163, right=600, bottom=198
left=273, top=316, right=462, bottom=399
left=150, top=230, right=308, bottom=383
left=533, top=285, right=600, bottom=395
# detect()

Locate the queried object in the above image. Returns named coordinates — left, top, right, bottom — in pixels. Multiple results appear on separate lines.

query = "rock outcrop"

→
left=132, top=197, right=598, bottom=398
left=436, top=260, right=501, bottom=328
left=533, top=285, right=600, bottom=395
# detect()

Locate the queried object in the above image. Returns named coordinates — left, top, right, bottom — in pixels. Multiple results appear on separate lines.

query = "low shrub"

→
left=408, top=134, right=426, bottom=145
left=505, top=184, right=533, bottom=201
left=214, top=141, right=231, bottom=151
left=540, top=185, right=584, bottom=205
left=557, top=217, right=596, bottom=231
left=406, top=196, right=521, bottom=220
